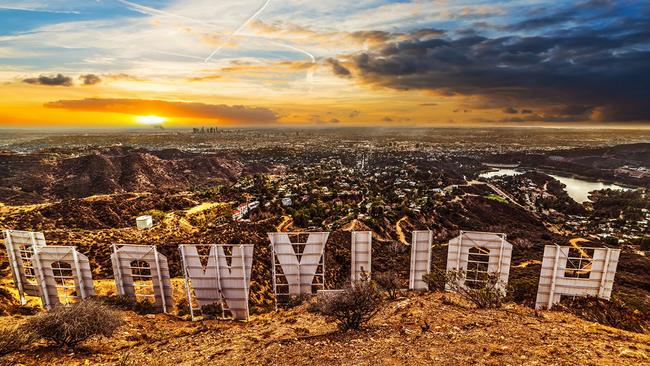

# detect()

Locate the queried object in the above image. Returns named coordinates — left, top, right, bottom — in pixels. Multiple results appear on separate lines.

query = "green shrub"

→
left=200, top=302, right=224, bottom=319
left=175, top=297, right=191, bottom=317
left=445, top=270, right=505, bottom=309
left=26, top=300, right=124, bottom=348
left=506, top=276, right=539, bottom=306
left=133, top=300, right=158, bottom=315
left=555, top=296, right=648, bottom=333
left=422, top=265, right=448, bottom=292
left=284, top=294, right=311, bottom=309
left=484, top=194, right=509, bottom=204
left=98, top=295, right=158, bottom=315
left=374, top=272, right=405, bottom=300
left=98, top=295, right=137, bottom=309
left=317, top=280, right=383, bottom=331
left=640, top=236, right=650, bottom=252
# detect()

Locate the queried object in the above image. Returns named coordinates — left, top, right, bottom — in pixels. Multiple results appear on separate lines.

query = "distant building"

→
left=282, top=197, right=293, bottom=206
left=232, top=200, right=260, bottom=221
left=136, top=215, right=153, bottom=230
left=615, top=166, right=649, bottom=179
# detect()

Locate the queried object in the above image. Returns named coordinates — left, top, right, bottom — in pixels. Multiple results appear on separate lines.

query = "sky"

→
left=0, top=0, right=649, bottom=128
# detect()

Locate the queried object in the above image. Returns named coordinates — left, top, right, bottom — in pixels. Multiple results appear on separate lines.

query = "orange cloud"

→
left=44, top=98, right=279, bottom=124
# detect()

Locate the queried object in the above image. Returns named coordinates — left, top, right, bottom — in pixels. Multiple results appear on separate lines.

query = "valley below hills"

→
left=0, top=128, right=648, bottom=364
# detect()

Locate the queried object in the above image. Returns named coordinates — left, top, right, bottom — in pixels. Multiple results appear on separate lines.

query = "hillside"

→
left=1, top=292, right=648, bottom=365
left=0, top=147, right=246, bottom=204
left=0, top=186, right=648, bottom=315
left=0, top=140, right=648, bottom=365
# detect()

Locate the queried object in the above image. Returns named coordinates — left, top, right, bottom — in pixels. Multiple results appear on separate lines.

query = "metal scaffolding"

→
left=31, top=245, right=96, bottom=309
left=446, top=231, right=513, bottom=293
left=3, top=230, right=47, bottom=305
left=268, top=232, right=328, bottom=308
left=111, top=244, right=173, bottom=313
left=535, top=245, right=620, bottom=309
left=351, top=231, right=372, bottom=281
left=409, top=230, right=433, bottom=290
left=179, top=244, right=254, bottom=321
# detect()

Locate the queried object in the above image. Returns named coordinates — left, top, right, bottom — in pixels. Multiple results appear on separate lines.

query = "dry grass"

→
left=555, top=296, right=648, bottom=333
left=0, top=323, right=38, bottom=356
left=1, top=292, right=649, bottom=365
left=25, top=299, right=124, bottom=349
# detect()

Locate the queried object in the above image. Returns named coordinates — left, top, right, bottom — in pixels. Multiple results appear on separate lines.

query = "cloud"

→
left=503, top=107, right=518, bottom=114
left=44, top=98, right=279, bottom=123
left=79, top=74, right=101, bottom=85
left=309, top=114, right=340, bottom=124
left=325, top=58, right=351, bottom=77
left=22, top=74, right=73, bottom=86
left=508, top=10, right=576, bottom=30
left=334, top=21, right=650, bottom=122
left=103, top=74, right=147, bottom=82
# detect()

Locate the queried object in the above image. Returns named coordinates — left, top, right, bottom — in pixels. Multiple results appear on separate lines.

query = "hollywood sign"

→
left=3, top=228, right=621, bottom=319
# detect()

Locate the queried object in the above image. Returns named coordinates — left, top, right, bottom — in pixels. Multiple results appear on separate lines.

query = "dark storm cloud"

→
left=337, top=17, right=650, bottom=122
left=508, top=10, right=576, bottom=30
left=79, top=74, right=101, bottom=85
left=349, top=28, right=445, bottom=44
left=349, top=30, right=393, bottom=44
left=325, top=58, right=351, bottom=77
left=410, top=28, right=446, bottom=40
left=22, top=74, right=73, bottom=86
left=44, top=98, right=279, bottom=123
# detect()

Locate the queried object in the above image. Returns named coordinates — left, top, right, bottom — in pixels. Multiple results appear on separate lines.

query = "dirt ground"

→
left=1, top=292, right=648, bottom=366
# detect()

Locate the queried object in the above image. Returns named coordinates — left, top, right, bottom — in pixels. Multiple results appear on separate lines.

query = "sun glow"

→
left=136, top=115, right=166, bottom=125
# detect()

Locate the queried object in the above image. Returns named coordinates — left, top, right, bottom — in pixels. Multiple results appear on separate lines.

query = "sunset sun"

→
left=136, top=115, right=166, bottom=125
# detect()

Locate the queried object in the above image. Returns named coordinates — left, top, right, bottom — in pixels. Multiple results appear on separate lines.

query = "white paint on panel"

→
left=3, top=230, right=47, bottom=304
left=32, top=245, right=95, bottom=309
left=136, top=215, right=153, bottom=230
left=409, top=230, right=432, bottom=290
left=179, top=244, right=254, bottom=321
left=446, top=231, right=513, bottom=294
left=351, top=231, right=372, bottom=281
left=268, top=232, right=328, bottom=306
left=110, top=244, right=174, bottom=313
left=535, top=245, right=620, bottom=310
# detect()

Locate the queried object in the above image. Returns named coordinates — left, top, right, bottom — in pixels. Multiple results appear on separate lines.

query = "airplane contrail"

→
left=204, top=0, right=272, bottom=63
left=0, top=5, right=80, bottom=14
left=115, top=0, right=316, bottom=85
left=116, top=0, right=215, bottom=28
left=267, top=40, right=316, bottom=84
left=151, top=50, right=206, bottom=61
